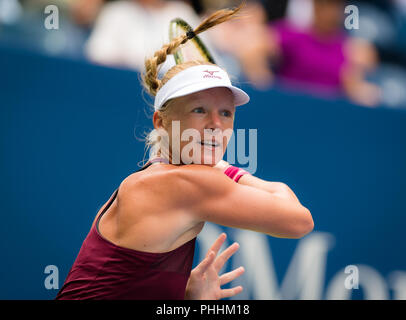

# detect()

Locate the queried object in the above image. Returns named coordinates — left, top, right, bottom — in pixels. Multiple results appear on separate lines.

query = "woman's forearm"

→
left=216, top=160, right=303, bottom=206
left=237, top=173, right=302, bottom=205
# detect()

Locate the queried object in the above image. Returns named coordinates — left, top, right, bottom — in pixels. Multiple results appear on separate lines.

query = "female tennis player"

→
left=56, top=2, right=313, bottom=300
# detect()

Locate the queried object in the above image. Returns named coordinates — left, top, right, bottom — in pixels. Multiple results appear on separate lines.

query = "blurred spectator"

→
left=69, top=0, right=106, bottom=29
left=2, top=0, right=403, bottom=109
left=0, top=0, right=22, bottom=25
left=267, top=0, right=382, bottom=107
left=84, top=0, right=221, bottom=75
left=200, top=0, right=273, bottom=89
left=0, top=0, right=89, bottom=58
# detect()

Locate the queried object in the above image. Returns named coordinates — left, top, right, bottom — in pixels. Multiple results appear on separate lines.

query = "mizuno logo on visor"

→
left=203, top=70, right=222, bottom=79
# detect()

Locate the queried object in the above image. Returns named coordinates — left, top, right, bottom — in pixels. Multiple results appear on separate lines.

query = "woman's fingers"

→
left=214, top=242, right=240, bottom=273
left=220, top=286, right=243, bottom=299
left=219, top=266, right=245, bottom=286
left=194, top=251, right=216, bottom=275
left=206, top=233, right=227, bottom=258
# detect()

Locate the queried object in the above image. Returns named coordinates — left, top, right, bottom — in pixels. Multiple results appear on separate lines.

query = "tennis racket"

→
left=169, top=18, right=216, bottom=65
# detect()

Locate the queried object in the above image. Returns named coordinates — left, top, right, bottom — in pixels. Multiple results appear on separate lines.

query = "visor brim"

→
left=164, top=82, right=250, bottom=107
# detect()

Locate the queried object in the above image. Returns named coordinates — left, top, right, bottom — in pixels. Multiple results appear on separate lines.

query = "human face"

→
left=154, top=87, right=235, bottom=166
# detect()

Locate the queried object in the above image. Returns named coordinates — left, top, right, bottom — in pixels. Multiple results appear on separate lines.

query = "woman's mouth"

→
left=198, top=140, right=221, bottom=148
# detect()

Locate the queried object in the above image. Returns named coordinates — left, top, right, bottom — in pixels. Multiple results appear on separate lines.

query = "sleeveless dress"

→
left=55, top=161, right=196, bottom=300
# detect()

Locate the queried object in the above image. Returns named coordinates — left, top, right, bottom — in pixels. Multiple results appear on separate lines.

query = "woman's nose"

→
left=206, top=111, right=222, bottom=130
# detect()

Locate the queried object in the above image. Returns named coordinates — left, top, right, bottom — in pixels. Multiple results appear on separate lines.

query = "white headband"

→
left=154, top=65, right=250, bottom=111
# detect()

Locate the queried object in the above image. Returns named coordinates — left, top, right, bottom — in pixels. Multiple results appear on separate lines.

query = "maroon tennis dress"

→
left=55, top=160, right=197, bottom=300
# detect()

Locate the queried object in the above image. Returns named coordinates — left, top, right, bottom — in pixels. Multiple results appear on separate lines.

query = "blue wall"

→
left=1, top=47, right=405, bottom=299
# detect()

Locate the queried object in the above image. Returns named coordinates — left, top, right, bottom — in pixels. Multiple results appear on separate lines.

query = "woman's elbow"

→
left=291, top=207, right=314, bottom=239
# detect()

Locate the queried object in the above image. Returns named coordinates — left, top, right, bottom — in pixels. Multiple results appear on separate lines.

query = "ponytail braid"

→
left=142, top=1, right=245, bottom=96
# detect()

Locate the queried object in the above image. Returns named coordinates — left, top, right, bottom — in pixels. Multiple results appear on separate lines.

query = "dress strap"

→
left=96, top=188, right=119, bottom=233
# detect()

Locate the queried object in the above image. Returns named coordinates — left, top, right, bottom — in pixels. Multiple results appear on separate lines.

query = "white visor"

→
left=154, top=65, right=250, bottom=111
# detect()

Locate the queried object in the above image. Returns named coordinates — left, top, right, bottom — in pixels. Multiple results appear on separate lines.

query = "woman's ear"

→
left=153, top=111, right=164, bottom=129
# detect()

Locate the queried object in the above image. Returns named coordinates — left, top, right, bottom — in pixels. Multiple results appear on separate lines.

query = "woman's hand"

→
left=184, top=233, right=245, bottom=300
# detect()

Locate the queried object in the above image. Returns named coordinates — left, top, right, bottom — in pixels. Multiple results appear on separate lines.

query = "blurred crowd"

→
left=1, top=0, right=406, bottom=109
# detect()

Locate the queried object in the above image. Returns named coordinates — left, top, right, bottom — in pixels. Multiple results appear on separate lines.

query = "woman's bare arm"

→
left=172, top=165, right=314, bottom=239
left=237, top=174, right=301, bottom=205
left=214, top=160, right=302, bottom=205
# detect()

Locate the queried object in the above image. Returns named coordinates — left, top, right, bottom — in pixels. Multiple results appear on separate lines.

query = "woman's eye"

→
left=222, top=110, right=233, bottom=117
left=192, top=107, right=204, bottom=113
left=192, top=108, right=232, bottom=117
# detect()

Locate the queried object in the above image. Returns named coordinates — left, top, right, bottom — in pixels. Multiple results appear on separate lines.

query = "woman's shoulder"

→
left=117, top=164, right=227, bottom=208
left=117, top=164, right=184, bottom=200
left=119, top=163, right=211, bottom=189
left=119, top=164, right=172, bottom=190
left=113, top=166, right=177, bottom=221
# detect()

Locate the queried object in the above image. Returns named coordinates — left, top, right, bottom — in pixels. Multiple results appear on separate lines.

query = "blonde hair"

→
left=139, top=2, right=245, bottom=166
